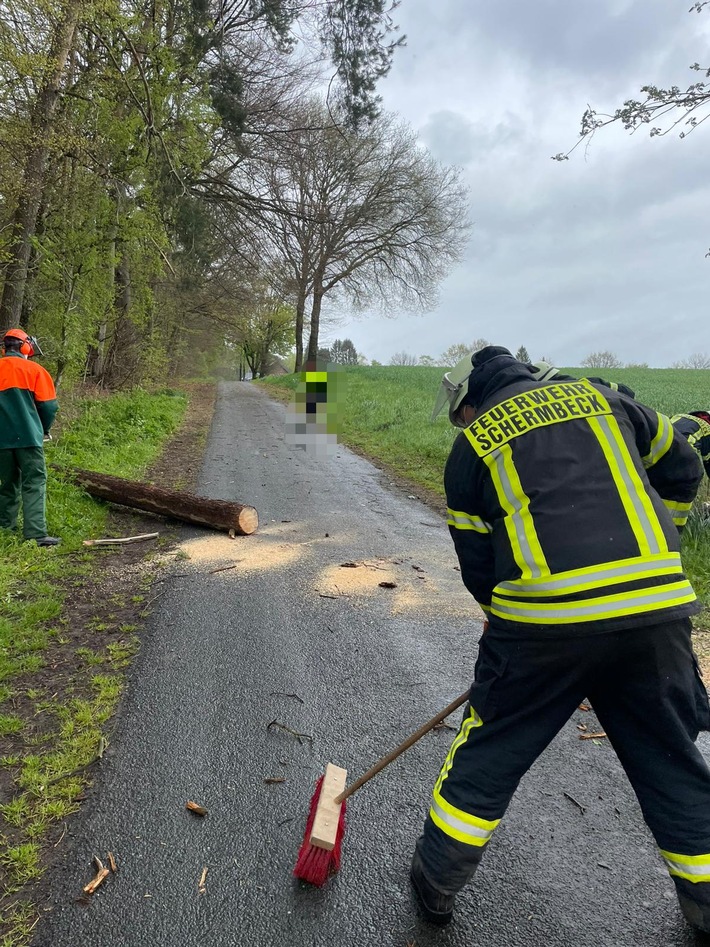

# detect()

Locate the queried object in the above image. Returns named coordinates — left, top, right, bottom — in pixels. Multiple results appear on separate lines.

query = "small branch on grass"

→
left=266, top=720, right=313, bottom=745
left=83, top=533, right=159, bottom=546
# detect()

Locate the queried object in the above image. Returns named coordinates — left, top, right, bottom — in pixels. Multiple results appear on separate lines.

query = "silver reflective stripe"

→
left=489, top=449, right=543, bottom=579
left=431, top=799, right=495, bottom=845
left=643, top=414, right=673, bottom=469
left=497, top=556, right=681, bottom=595
left=493, top=582, right=693, bottom=620
left=447, top=509, right=491, bottom=533
left=663, top=856, right=710, bottom=880
left=668, top=509, right=689, bottom=524
left=594, top=416, right=662, bottom=555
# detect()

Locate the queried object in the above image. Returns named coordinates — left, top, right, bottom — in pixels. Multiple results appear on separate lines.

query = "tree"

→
left=673, top=352, right=710, bottom=369
left=418, top=354, right=437, bottom=366
left=440, top=339, right=489, bottom=366
left=329, top=338, right=359, bottom=364
left=389, top=351, right=417, bottom=366
left=554, top=4, right=710, bottom=161
left=581, top=350, right=623, bottom=370
left=243, top=100, right=470, bottom=370
left=515, top=345, right=530, bottom=362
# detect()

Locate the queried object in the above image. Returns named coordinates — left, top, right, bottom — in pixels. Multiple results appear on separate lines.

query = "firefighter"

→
left=0, top=329, right=60, bottom=546
left=672, top=412, right=710, bottom=480
left=411, top=345, right=710, bottom=933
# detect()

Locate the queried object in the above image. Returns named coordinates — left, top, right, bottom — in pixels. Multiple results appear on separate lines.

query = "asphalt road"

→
left=34, top=381, right=710, bottom=947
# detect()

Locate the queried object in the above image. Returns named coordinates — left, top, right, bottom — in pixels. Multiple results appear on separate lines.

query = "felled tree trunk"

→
left=66, top=467, right=258, bottom=535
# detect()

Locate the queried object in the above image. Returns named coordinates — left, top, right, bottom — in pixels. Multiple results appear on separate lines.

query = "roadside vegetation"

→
left=260, top=365, right=710, bottom=618
left=0, top=388, right=186, bottom=945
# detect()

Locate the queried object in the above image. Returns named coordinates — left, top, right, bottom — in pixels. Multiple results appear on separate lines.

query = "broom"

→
left=293, top=688, right=470, bottom=886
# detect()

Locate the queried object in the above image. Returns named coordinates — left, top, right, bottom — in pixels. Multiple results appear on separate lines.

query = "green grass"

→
left=259, top=365, right=710, bottom=611
left=0, top=387, right=187, bottom=941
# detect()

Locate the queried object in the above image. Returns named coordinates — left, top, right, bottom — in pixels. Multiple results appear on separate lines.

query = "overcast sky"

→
left=327, top=0, right=710, bottom=367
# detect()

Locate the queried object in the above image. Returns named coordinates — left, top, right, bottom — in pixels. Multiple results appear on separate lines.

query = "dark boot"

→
left=678, top=893, right=710, bottom=935
left=410, top=849, right=455, bottom=926
left=32, top=536, right=61, bottom=547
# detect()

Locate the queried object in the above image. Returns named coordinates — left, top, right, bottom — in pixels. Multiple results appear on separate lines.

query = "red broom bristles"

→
left=293, top=774, right=347, bottom=886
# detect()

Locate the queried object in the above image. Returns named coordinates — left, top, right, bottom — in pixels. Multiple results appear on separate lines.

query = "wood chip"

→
left=83, top=857, right=110, bottom=895
left=576, top=723, right=588, bottom=731
left=580, top=731, right=607, bottom=740
left=578, top=703, right=591, bottom=712
left=198, top=866, right=208, bottom=894
left=107, top=852, right=117, bottom=873
left=264, top=777, right=286, bottom=784
left=186, top=800, right=208, bottom=816
left=378, top=581, right=397, bottom=589
left=340, top=562, right=359, bottom=568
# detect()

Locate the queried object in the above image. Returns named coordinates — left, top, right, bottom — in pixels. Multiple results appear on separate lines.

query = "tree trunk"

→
left=306, top=281, right=324, bottom=363
left=0, top=1, right=82, bottom=332
left=294, top=284, right=307, bottom=373
left=66, top=467, right=259, bottom=535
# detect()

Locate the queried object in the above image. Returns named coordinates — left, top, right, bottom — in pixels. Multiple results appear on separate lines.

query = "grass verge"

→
left=0, top=387, right=190, bottom=945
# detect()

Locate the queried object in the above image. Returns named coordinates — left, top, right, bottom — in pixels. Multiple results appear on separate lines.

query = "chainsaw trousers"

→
left=0, top=447, right=48, bottom=539
left=416, top=618, right=710, bottom=907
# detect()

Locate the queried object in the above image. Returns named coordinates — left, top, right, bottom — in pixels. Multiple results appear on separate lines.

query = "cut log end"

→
left=237, top=507, right=259, bottom=535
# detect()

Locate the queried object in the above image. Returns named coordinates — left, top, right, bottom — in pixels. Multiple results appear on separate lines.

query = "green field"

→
left=260, top=365, right=710, bottom=611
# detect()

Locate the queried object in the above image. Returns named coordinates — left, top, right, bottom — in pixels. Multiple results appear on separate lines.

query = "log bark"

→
left=66, top=468, right=258, bottom=535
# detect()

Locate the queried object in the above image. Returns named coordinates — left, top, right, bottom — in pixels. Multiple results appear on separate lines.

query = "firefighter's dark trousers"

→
left=416, top=618, right=710, bottom=914
left=0, top=447, right=49, bottom=540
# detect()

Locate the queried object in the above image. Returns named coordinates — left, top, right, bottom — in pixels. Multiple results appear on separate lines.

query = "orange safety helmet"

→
left=3, top=328, right=43, bottom=357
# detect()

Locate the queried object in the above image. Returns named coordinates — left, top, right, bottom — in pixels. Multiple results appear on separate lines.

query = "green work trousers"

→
left=0, top=447, right=48, bottom=539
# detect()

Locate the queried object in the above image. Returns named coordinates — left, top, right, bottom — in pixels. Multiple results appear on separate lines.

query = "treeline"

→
left=0, top=1, right=469, bottom=388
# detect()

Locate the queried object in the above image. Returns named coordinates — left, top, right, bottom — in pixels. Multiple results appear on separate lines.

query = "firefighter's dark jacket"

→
left=672, top=413, right=710, bottom=479
left=446, top=356, right=703, bottom=634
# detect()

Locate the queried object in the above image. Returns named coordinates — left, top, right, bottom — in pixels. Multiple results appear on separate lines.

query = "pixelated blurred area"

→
left=284, top=358, right=347, bottom=457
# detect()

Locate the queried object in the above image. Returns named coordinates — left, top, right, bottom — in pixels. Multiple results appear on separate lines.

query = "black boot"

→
left=410, top=849, right=455, bottom=926
left=32, top=536, right=61, bottom=547
left=678, top=893, right=710, bottom=935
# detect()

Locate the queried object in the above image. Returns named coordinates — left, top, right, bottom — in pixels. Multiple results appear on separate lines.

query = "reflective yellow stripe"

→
left=473, top=443, right=548, bottom=580
left=663, top=499, right=692, bottom=527
left=434, top=706, right=483, bottom=796
left=643, top=413, right=674, bottom=469
left=430, top=706, right=499, bottom=847
left=587, top=415, right=667, bottom=557
left=430, top=792, right=500, bottom=847
left=661, top=849, right=710, bottom=883
left=495, top=553, right=683, bottom=598
left=491, top=580, right=696, bottom=623
left=446, top=508, right=491, bottom=533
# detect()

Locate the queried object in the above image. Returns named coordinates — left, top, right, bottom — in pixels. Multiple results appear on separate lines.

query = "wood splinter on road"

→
left=107, top=852, right=117, bottom=873
left=198, top=866, right=208, bottom=894
left=186, top=800, right=208, bottom=816
left=83, top=856, right=110, bottom=895
left=580, top=731, right=607, bottom=741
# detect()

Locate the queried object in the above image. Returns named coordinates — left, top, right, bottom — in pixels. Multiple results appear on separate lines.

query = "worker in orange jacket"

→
left=0, top=329, right=60, bottom=545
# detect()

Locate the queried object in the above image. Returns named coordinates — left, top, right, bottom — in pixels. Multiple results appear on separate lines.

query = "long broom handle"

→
left=334, top=689, right=470, bottom=805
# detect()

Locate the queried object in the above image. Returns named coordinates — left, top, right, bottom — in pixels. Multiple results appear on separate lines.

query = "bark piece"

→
left=65, top=467, right=258, bottom=535
left=83, top=856, right=110, bottom=895
left=186, top=801, right=208, bottom=816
